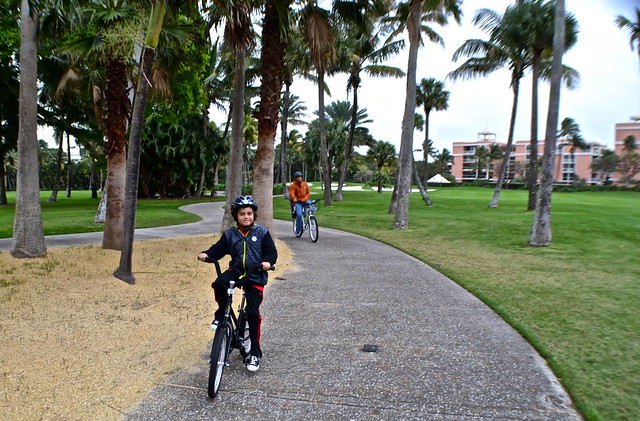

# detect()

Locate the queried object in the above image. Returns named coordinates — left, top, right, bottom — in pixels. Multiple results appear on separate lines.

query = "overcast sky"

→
left=291, top=0, right=640, bottom=156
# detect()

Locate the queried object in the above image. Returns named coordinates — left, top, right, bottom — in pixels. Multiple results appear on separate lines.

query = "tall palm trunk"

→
left=335, top=75, right=360, bottom=202
left=393, top=0, right=421, bottom=230
left=114, top=46, right=156, bottom=284
left=253, top=0, right=285, bottom=233
left=12, top=0, right=46, bottom=258
left=489, top=76, right=521, bottom=208
left=115, top=0, right=167, bottom=283
left=194, top=110, right=209, bottom=198
left=529, top=0, right=565, bottom=246
left=102, top=56, right=130, bottom=250
left=279, top=80, right=291, bottom=194
left=422, top=109, right=431, bottom=185
left=318, top=71, right=332, bottom=206
left=221, top=50, right=246, bottom=232
left=527, top=51, right=542, bottom=211
left=65, top=133, right=72, bottom=198
left=413, top=158, right=432, bottom=205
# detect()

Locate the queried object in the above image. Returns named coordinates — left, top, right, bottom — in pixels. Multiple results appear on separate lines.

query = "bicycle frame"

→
left=207, top=261, right=251, bottom=399
left=292, top=199, right=319, bottom=242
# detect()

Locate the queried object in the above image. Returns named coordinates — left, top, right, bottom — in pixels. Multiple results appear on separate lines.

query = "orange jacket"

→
left=289, top=180, right=310, bottom=202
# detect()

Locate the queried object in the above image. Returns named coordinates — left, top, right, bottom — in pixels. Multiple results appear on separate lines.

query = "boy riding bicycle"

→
left=197, top=196, right=277, bottom=372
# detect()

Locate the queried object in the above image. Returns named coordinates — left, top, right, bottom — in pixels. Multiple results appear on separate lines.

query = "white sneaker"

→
left=246, top=356, right=260, bottom=372
left=210, top=320, right=219, bottom=331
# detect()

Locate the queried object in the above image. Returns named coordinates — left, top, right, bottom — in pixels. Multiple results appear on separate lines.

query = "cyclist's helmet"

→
left=293, top=171, right=303, bottom=179
left=230, top=195, right=258, bottom=221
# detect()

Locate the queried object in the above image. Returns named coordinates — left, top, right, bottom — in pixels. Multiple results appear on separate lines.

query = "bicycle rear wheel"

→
left=208, top=327, right=229, bottom=398
left=308, top=215, right=319, bottom=242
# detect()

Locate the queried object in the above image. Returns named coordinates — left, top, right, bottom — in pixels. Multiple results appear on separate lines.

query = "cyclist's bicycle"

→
left=292, top=199, right=320, bottom=242
left=204, top=258, right=274, bottom=399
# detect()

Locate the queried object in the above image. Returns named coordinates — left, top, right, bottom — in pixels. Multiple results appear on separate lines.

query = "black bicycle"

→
left=204, top=258, right=274, bottom=399
left=292, top=199, right=320, bottom=242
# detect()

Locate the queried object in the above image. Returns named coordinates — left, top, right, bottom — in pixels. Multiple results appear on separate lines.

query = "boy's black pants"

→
left=213, top=269, right=264, bottom=358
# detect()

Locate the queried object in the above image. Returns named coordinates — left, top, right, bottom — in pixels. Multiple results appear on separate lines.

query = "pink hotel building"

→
left=451, top=122, right=640, bottom=185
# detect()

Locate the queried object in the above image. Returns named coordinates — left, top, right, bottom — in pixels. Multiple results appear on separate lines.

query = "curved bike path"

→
left=1, top=202, right=581, bottom=420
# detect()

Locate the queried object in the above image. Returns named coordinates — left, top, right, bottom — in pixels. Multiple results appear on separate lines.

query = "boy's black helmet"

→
left=231, top=195, right=258, bottom=216
left=293, top=171, right=303, bottom=178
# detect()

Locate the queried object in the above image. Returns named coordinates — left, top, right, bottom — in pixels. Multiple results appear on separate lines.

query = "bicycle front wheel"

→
left=208, top=327, right=229, bottom=398
left=308, top=215, right=319, bottom=242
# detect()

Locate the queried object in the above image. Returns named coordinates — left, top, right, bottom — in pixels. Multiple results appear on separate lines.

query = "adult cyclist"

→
left=288, top=171, right=311, bottom=236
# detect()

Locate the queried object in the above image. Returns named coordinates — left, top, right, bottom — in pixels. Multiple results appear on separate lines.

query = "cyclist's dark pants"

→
left=213, top=269, right=264, bottom=358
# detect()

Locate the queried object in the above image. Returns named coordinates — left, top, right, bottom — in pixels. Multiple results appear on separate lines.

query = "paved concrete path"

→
left=1, top=202, right=582, bottom=420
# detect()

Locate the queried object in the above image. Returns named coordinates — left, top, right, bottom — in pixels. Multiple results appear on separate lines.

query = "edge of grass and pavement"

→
left=272, top=186, right=639, bottom=421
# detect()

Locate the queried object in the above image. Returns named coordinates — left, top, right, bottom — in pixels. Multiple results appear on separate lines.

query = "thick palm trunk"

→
left=253, top=0, right=285, bottom=233
left=102, top=56, right=130, bottom=250
left=393, top=0, right=421, bottom=230
left=318, top=71, right=332, bottom=207
left=221, top=50, right=246, bottom=232
left=489, top=77, right=521, bottom=208
left=12, top=0, right=46, bottom=258
left=530, top=0, right=565, bottom=246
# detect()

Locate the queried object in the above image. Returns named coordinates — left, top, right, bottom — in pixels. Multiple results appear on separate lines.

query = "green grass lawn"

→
left=0, top=191, right=220, bottom=238
left=273, top=186, right=639, bottom=421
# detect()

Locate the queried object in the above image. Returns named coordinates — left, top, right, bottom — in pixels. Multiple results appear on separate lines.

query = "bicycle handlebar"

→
left=201, top=256, right=275, bottom=286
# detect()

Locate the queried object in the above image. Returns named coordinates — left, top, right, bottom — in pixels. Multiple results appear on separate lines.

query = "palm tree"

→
left=450, top=5, right=527, bottom=208
left=211, top=1, right=256, bottom=232
left=387, top=0, right=462, bottom=230
left=300, top=3, right=336, bottom=207
left=591, top=149, right=619, bottom=185
left=433, top=148, right=453, bottom=177
left=12, top=0, right=46, bottom=257
left=367, top=140, right=396, bottom=193
left=114, top=0, right=173, bottom=284
left=556, top=117, right=586, bottom=182
left=517, top=0, right=578, bottom=211
left=487, top=143, right=504, bottom=180
left=0, top=1, right=21, bottom=206
left=473, top=145, right=489, bottom=180
left=62, top=0, right=143, bottom=249
left=412, top=112, right=433, bottom=205
left=416, top=77, right=449, bottom=184
left=278, top=94, right=308, bottom=190
left=615, top=7, right=640, bottom=71
left=616, top=8, right=640, bottom=123
left=528, top=0, right=566, bottom=247
left=251, top=0, right=292, bottom=233
left=618, top=135, right=640, bottom=186
left=333, top=1, right=404, bottom=201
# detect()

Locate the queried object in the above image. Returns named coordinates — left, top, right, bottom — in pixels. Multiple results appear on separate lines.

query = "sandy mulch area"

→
left=0, top=235, right=293, bottom=421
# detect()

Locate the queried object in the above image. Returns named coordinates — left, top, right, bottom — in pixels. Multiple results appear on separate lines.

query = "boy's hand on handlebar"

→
left=197, top=253, right=209, bottom=262
left=260, top=261, right=272, bottom=271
